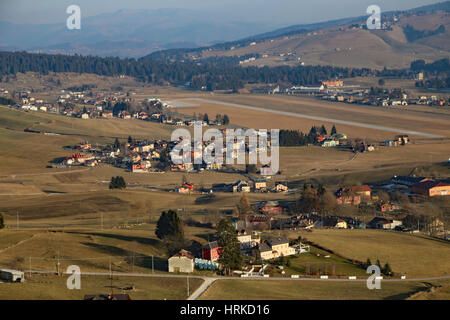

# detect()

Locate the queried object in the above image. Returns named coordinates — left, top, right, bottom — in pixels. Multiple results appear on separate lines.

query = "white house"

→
left=168, top=250, right=194, bottom=273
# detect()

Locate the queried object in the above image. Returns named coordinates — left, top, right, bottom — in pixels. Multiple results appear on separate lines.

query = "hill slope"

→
left=149, top=3, right=450, bottom=69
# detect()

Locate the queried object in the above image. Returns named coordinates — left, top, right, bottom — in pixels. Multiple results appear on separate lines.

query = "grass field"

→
left=276, top=246, right=368, bottom=277
left=0, top=274, right=202, bottom=300
left=0, top=225, right=215, bottom=274
left=200, top=279, right=450, bottom=300
left=296, top=229, right=450, bottom=278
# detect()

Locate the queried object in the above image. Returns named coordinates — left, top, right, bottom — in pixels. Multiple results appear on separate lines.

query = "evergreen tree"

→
left=317, top=184, right=326, bottom=197
left=0, top=212, right=4, bottom=229
left=331, top=125, right=337, bottom=136
left=383, top=262, right=392, bottom=276
left=366, top=258, right=372, bottom=267
left=155, top=210, right=184, bottom=240
left=245, top=164, right=257, bottom=174
left=217, top=218, right=243, bottom=275
left=113, top=138, right=120, bottom=150
left=320, top=125, right=327, bottom=136
left=109, top=176, right=126, bottom=189
left=222, top=114, right=230, bottom=125
left=128, top=136, right=133, bottom=144
left=376, top=259, right=382, bottom=269
left=203, top=113, right=209, bottom=124
left=286, top=257, right=291, bottom=267
left=158, top=148, right=170, bottom=171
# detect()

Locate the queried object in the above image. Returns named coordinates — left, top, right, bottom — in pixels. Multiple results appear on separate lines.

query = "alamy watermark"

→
left=170, top=122, right=280, bottom=175
left=366, top=5, right=381, bottom=30
left=366, top=265, right=382, bottom=290
left=66, top=5, right=81, bottom=30
left=66, top=265, right=81, bottom=289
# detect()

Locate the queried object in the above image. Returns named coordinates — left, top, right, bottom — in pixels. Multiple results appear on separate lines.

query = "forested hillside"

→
left=0, top=51, right=374, bottom=90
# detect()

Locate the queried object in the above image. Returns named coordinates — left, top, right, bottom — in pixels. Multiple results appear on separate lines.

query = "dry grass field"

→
left=0, top=83, right=449, bottom=300
left=0, top=225, right=215, bottom=273
left=0, top=274, right=203, bottom=300
left=297, top=229, right=450, bottom=277
left=200, top=279, right=450, bottom=300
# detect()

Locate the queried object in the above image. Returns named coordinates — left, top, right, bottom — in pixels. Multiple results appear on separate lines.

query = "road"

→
left=175, top=98, right=442, bottom=138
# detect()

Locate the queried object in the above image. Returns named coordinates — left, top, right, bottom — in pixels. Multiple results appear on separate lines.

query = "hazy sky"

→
left=0, top=0, right=443, bottom=26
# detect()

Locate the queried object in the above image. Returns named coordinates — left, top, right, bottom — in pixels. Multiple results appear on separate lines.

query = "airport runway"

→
left=174, top=98, right=443, bottom=138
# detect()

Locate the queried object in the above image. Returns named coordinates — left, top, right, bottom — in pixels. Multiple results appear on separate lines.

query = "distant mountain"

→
left=145, top=1, right=450, bottom=70
left=0, top=8, right=277, bottom=58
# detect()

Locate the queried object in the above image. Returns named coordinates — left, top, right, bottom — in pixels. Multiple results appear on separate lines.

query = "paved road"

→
left=176, top=98, right=442, bottom=138
left=187, top=277, right=217, bottom=300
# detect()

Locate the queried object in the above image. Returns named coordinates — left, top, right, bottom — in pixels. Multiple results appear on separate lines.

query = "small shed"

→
left=168, top=249, right=195, bottom=273
left=0, top=269, right=25, bottom=282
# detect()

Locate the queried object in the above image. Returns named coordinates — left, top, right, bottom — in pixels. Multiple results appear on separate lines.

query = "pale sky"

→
left=0, top=0, right=443, bottom=26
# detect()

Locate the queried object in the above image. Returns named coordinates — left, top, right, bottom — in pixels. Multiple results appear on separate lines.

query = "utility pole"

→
left=16, top=211, right=19, bottom=230
left=101, top=212, right=103, bottom=230
left=29, top=257, right=32, bottom=278
left=152, top=255, right=154, bottom=274
left=57, top=251, right=60, bottom=276
left=187, top=275, right=189, bottom=298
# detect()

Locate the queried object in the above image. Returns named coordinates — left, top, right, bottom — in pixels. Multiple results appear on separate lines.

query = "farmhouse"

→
left=368, top=217, right=403, bottom=230
left=411, top=180, right=450, bottom=197
left=314, top=217, right=348, bottom=229
left=0, top=269, right=25, bottom=282
left=257, top=237, right=295, bottom=260
left=335, top=187, right=366, bottom=205
left=322, top=80, right=344, bottom=87
left=202, top=241, right=220, bottom=262
left=258, top=201, right=283, bottom=215
left=260, top=165, right=275, bottom=175
left=236, top=230, right=253, bottom=250
left=168, top=249, right=195, bottom=273
left=274, top=183, right=288, bottom=193
left=176, top=183, right=194, bottom=194
left=321, top=139, right=338, bottom=147
left=232, top=180, right=251, bottom=193
left=252, top=177, right=267, bottom=191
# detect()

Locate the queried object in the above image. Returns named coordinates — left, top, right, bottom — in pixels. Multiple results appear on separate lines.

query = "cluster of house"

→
left=168, top=232, right=304, bottom=274
left=175, top=179, right=288, bottom=195
left=60, top=140, right=169, bottom=172
left=383, top=135, right=410, bottom=147
left=251, top=81, right=449, bottom=107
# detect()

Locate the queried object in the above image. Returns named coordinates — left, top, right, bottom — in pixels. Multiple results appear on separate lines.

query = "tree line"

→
left=403, top=24, right=446, bottom=42
left=279, top=125, right=337, bottom=146
left=0, top=51, right=373, bottom=91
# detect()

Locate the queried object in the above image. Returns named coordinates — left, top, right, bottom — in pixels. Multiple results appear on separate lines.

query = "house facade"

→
left=202, top=241, right=221, bottom=261
left=257, top=237, right=295, bottom=260
left=168, top=250, right=194, bottom=273
left=412, top=180, right=450, bottom=197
